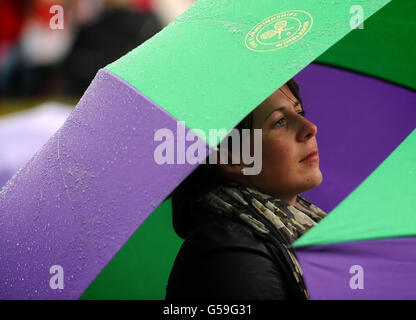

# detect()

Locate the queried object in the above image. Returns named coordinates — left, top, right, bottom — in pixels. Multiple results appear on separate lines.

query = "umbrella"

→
left=82, top=0, right=416, bottom=299
left=0, top=0, right=405, bottom=299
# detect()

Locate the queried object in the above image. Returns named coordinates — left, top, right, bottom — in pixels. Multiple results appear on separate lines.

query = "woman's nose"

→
left=297, top=115, right=317, bottom=141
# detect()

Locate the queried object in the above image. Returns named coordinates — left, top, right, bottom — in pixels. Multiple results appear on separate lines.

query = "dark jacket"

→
left=165, top=197, right=307, bottom=300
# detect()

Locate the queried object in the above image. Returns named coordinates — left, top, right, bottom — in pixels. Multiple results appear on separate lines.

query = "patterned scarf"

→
left=199, top=180, right=327, bottom=299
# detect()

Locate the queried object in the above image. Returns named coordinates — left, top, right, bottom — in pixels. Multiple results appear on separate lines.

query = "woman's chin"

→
left=304, top=169, right=323, bottom=190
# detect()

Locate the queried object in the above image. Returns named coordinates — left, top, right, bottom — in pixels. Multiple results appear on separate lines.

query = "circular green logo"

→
left=245, top=10, right=313, bottom=52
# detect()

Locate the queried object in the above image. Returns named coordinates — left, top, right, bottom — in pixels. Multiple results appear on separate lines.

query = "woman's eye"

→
left=274, top=110, right=306, bottom=127
left=274, top=117, right=286, bottom=127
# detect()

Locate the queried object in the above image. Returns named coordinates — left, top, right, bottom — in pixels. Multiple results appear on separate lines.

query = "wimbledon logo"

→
left=245, top=10, right=313, bottom=52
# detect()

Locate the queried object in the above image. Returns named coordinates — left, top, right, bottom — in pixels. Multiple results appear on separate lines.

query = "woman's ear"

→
left=216, top=148, right=244, bottom=181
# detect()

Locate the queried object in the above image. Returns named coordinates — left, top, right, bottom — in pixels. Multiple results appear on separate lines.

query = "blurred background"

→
left=0, top=0, right=195, bottom=187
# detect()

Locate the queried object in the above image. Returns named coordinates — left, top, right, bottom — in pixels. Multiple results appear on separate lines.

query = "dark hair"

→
left=171, top=79, right=302, bottom=238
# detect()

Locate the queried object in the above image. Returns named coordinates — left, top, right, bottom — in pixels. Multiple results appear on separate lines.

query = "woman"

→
left=165, top=79, right=327, bottom=300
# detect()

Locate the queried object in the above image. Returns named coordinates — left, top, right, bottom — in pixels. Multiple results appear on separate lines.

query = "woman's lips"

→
left=300, top=150, right=319, bottom=162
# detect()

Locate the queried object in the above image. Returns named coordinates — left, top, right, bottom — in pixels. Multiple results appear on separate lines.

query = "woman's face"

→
left=242, top=84, right=323, bottom=204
